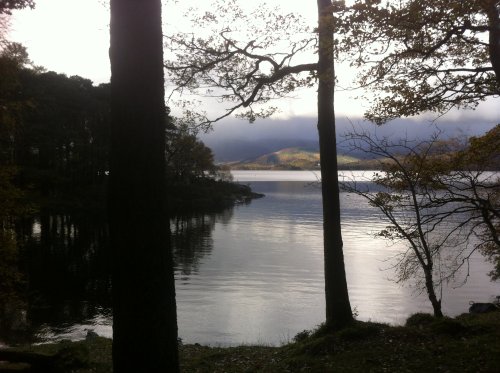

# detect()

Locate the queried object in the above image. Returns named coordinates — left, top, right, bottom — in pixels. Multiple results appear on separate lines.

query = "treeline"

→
left=0, top=43, right=238, bottom=216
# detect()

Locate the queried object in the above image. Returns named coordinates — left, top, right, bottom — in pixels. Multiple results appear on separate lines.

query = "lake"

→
left=3, top=170, right=499, bottom=346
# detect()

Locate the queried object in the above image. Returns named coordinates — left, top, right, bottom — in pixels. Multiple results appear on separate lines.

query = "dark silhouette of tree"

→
left=166, top=123, right=217, bottom=183
left=0, top=43, right=31, bottom=262
left=165, top=0, right=353, bottom=329
left=317, top=0, right=353, bottom=329
left=0, top=0, right=34, bottom=14
left=15, top=71, right=110, bottom=203
left=109, top=0, right=179, bottom=371
left=335, top=0, right=500, bottom=124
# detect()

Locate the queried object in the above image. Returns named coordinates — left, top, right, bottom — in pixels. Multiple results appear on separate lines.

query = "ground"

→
left=1, top=312, right=499, bottom=372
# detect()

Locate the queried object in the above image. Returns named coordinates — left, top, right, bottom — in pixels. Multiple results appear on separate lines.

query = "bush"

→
left=292, top=330, right=311, bottom=343
left=405, top=313, right=435, bottom=328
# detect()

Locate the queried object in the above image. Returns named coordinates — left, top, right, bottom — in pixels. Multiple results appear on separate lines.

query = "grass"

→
left=2, top=312, right=499, bottom=372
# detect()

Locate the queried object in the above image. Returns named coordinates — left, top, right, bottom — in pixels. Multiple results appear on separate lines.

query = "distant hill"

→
left=228, top=147, right=371, bottom=170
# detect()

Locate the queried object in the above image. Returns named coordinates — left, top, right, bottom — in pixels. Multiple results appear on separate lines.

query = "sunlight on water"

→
left=26, top=171, right=498, bottom=346
left=174, top=171, right=499, bottom=346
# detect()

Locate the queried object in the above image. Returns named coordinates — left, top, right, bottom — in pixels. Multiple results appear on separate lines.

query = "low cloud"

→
left=200, top=115, right=498, bottom=162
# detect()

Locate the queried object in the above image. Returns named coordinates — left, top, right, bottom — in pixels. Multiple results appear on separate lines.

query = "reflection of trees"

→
left=15, top=211, right=110, bottom=335
left=0, top=204, right=237, bottom=343
left=171, top=208, right=234, bottom=276
left=0, top=230, right=29, bottom=345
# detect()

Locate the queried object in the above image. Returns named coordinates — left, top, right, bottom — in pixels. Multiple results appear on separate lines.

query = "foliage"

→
left=461, top=123, right=500, bottom=169
left=0, top=44, right=28, bottom=306
left=14, top=71, right=111, bottom=208
left=166, top=178, right=262, bottom=213
left=342, top=127, right=500, bottom=314
left=292, top=329, right=311, bottom=343
left=405, top=312, right=437, bottom=328
left=166, top=119, right=217, bottom=183
left=342, top=131, right=471, bottom=316
left=335, top=0, right=500, bottom=124
left=433, top=125, right=500, bottom=280
left=1, top=43, right=234, bottom=217
left=0, top=0, right=35, bottom=14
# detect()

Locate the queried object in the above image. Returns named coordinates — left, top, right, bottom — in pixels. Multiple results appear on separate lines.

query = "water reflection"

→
left=1, top=171, right=498, bottom=347
left=172, top=208, right=234, bottom=277
left=0, top=207, right=233, bottom=345
left=6, top=213, right=111, bottom=344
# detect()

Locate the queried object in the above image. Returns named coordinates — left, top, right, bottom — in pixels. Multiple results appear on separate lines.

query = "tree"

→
left=0, top=43, right=31, bottom=243
left=165, top=120, right=217, bottom=183
left=165, top=0, right=353, bottom=328
left=342, top=131, right=463, bottom=317
left=109, top=0, right=179, bottom=371
left=335, top=0, right=500, bottom=124
left=430, top=126, right=500, bottom=280
left=341, top=127, right=500, bottom=317
left=317, top=0, right=353, bottom=328
left=14, top=71, right=110, bottom=202
left=0, top=40, right=29, bottom=349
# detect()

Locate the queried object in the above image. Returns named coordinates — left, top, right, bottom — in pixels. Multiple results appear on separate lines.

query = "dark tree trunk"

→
left=317, top=0, right=353, bottom=329
left=109, top=0, right=179, bottom=371
left=485, top=1, right=500, bottom=87
left=423, top=267, right=443, bottom=318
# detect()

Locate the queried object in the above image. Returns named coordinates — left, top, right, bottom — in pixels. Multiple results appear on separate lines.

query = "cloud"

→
left=200, top=114, right=498, bottom=162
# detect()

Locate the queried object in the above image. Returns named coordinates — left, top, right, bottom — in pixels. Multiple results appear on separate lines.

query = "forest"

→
left=1, top=0, right=500, bottom=372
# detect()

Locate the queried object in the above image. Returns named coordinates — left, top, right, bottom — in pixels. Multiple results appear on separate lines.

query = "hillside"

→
left=228, top=147, right=369, bottom=170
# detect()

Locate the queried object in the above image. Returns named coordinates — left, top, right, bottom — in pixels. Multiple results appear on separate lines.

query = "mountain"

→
left=200, top=115, right=497, bottom=163
left=206, top=138, right=320, bottom=163
left=228, top=147, right=364, bottom=170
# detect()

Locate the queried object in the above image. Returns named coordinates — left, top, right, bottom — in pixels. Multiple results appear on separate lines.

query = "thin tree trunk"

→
left=424, top=268, right=443, bottom=317
left=317, top=0, right=353, bottom=329
left=109, top=0, right=179, bottom=371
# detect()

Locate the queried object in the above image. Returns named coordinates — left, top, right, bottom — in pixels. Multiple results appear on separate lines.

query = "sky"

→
left=7, top=0, right=500, bottom=145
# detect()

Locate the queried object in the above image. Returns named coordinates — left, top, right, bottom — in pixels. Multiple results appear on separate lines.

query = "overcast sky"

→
left=8, top=0, right=499, bottom=135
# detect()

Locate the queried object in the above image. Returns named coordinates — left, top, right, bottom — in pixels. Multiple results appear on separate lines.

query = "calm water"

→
left=3, top=170, right=499, bottom=346
left=174, top=170, right=498, bottom=345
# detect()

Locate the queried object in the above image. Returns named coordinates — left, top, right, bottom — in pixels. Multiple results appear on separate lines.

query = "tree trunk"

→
left=423, top=267, right=443, bottom=318
left=484, top=0, right=500, bottom=87
left=317, top=0, right=353, bottom=329
left=109, top=0, right=179, bottom=371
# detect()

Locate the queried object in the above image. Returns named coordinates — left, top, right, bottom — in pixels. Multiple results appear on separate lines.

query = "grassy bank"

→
left=1, top=312, right=499, bottom=372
